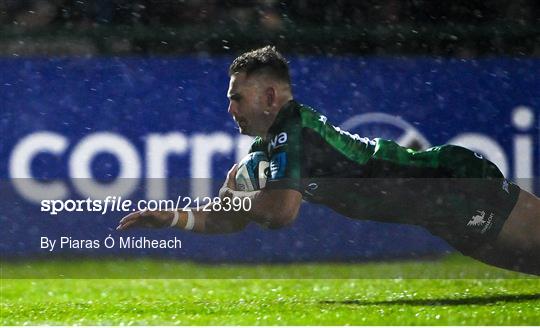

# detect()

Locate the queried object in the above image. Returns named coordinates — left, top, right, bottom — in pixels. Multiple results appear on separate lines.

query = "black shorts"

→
left=419, top=178, right=521, bottom=255
left=400, top=145, right=521, bottom=255
left=342, top=176, right=521, bottom=255
left=344, top=145, right=522, bottom=255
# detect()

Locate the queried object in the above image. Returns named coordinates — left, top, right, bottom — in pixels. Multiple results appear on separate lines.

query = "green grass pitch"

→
left=1, top=255, right=539, bottom=325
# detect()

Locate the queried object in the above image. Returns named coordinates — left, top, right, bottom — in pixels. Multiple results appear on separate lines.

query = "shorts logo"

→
left=466, top=210, right=494, bottom=234
left=305, top=182, right=319, bottom=196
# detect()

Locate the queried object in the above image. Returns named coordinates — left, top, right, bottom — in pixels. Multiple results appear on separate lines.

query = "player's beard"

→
left=236, top=117, right=250, bottom=135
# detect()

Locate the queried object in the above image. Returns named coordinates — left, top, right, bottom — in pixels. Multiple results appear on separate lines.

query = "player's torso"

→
left=253, top=101, right=459, bottom=223
left=254, top=101, right=397, bottom=219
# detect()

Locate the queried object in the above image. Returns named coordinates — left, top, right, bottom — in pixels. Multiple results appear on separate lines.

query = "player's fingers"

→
left=117, top=210, right=170, bottom=230
left=118, top=210, right=142, bottom=225
left=116, top=219, right=138, bottom=230
left=227, top=163, right=238, bottom=178
left=117, top=214, right=153, bottom=230
left=226, top=164, right=238, bottom=189
left=117, top=210, right=147, bottom=230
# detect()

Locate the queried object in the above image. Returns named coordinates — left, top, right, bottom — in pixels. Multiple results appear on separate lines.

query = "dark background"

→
left=0, top=0, right=539, bottom=56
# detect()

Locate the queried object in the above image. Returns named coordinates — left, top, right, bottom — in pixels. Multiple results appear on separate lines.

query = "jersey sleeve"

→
left=265, top=113, right=303, bottom=192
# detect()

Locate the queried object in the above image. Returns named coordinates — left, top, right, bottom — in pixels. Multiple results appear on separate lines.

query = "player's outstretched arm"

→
left=116, top=165, right=302, bottom=234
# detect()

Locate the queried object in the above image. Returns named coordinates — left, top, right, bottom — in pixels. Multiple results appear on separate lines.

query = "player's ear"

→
left=265, top=87, right=276, bottom=107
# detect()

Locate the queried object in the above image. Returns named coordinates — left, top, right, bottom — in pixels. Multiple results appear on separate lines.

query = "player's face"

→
left=227, top=72, right=267, bottom=136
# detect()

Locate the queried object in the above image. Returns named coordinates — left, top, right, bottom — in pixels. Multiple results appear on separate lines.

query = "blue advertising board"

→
left=1, top=57, right=538, bottom=261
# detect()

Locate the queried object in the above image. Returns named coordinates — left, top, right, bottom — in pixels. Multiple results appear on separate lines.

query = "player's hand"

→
left=116, top=210, right=174, bottom=230
left=225, top=163, right=238, bottom=189
left=219, top=163, right=238, bottom=198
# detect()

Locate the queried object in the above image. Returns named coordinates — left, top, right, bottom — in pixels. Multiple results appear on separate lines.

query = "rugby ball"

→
left=235, top=151, right=269, bottom=191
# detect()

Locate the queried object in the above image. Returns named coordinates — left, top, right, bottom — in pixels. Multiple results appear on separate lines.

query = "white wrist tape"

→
left=184, top=210, right=195, bottom=231
left=170, top=210, right=180, bottom=227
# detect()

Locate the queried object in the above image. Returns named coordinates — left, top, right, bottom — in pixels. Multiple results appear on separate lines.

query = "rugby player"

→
left=118, top=46, right=540, bottom=275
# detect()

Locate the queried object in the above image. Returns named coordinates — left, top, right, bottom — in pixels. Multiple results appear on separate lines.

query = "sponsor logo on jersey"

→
left=269, top=132, right=288, bottom=150
left=466, top=210, right=494, bottom=234
left=269, top=152, right=287, bottom=180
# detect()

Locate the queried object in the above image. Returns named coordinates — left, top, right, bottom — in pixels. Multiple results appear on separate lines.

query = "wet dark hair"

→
left=229, top=45, right=291, bottom=85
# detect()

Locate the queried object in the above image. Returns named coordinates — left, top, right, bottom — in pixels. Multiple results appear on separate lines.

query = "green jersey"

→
left=248, top=100, right=519, bottom=245
left=249, top=100, right=440, bottom=222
